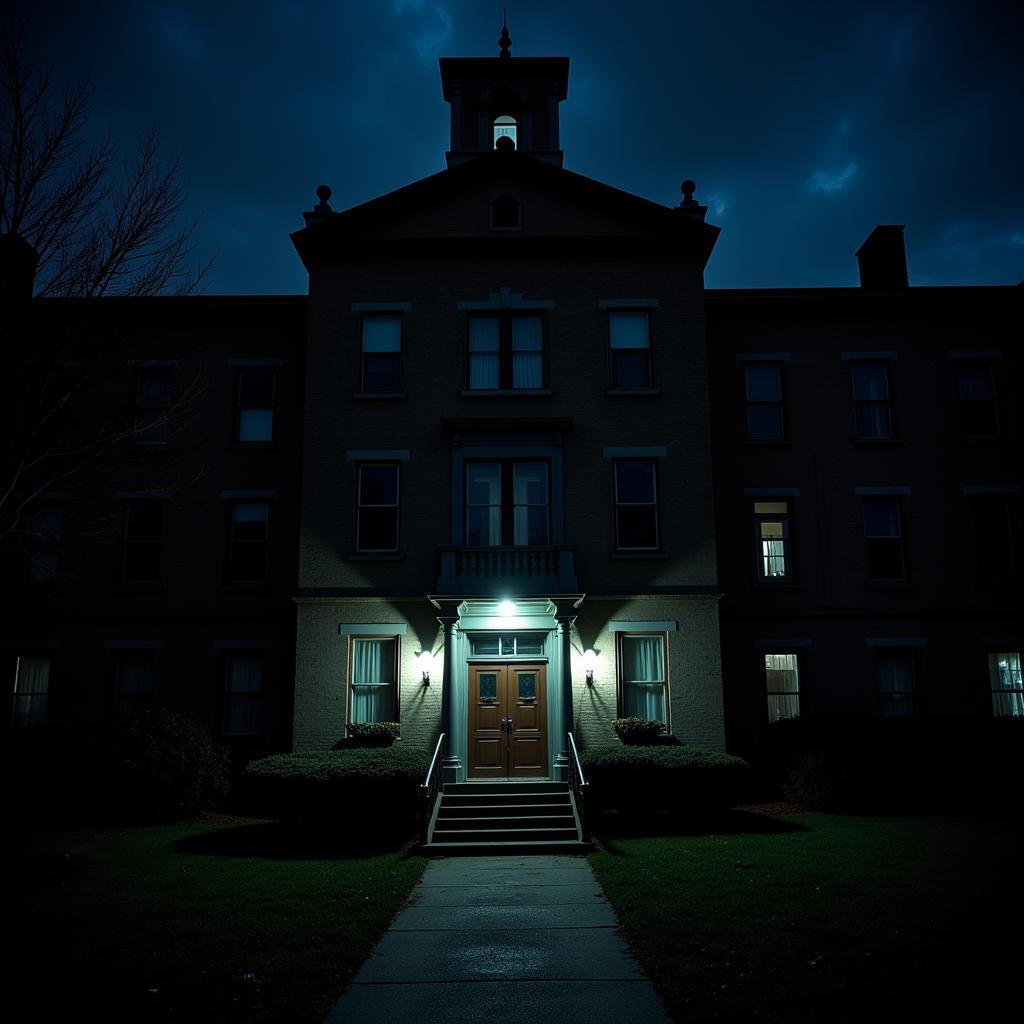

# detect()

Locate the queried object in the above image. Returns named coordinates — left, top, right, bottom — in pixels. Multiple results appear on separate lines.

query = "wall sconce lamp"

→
left=583, top=649, right=597, bottom=686
left=418, top=651, right=433, bottom=685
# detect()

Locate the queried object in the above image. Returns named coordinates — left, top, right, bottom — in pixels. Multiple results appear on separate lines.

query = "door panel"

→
left=468, top=663, right=548, bottom=778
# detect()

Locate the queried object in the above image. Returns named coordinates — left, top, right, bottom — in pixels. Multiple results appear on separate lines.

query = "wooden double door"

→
left=468, top=663, right=548, bottom=778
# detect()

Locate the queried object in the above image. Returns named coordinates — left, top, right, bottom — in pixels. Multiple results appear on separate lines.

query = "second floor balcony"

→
left=436, top=545, right=577, bottom=595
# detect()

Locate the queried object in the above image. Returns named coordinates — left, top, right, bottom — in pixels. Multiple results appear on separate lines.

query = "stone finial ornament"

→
left=315, top=185, right=333, bottom=213
left=680, top=179, right=697, bottom=208
left=499, top=11, right=511, bottom=57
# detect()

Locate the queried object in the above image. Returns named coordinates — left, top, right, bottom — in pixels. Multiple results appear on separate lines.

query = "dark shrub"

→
left=581, top=743, right=750, bottom=814
left=346, top=722, right=400, bottom=746
left=102, top=710, right=231, bottom=821
left=758, top=714, right=1024, bottom=813
left=240, top=747, right=431, bottom=836
left=611, top=717, right=666, bottom=744
left=5, top=711, right=230, bottom=826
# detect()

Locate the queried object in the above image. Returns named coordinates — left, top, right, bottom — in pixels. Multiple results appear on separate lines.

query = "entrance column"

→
left=436, top=600, right=462, bottom=784
left=553, top=601, right=578, bottom=782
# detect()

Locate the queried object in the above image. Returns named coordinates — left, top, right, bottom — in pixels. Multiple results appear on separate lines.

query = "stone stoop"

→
left=426, top=780, right=591, bottom=854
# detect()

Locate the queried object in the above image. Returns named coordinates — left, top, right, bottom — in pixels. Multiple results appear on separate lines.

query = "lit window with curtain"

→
left=12, top=655, right=50, bottom=727
left=608, top=311, right=652, bottom=388
left=618, top=633, right=668, bottom=724
left=350, top=637, right=398, bottom=724
left=745, top=364, right=785, bottom=440
left=989, top=652, right=1023, bottom=717
left=223, top=652, right=262, bottom=736
left=467, top=313, right=544, bottom=390
left=114, top=650, right=154, bottom=713
left=361, top=315, right=402, bottom=393
left=465, top=461, right=549, bottom=547
left=851, top=362, right=893, bottom=439
left=876, top=650, right=916, bottom=717
left=765, top=653, right=800, bottom=721
left=863, top=496, right=907, bottom=580
left=754, top=501, right=792, bottom=581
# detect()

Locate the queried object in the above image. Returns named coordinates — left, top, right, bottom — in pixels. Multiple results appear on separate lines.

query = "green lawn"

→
left=8, top=820, right=425, bottom=1023
left=590, top=813, right=1019, bottom=1023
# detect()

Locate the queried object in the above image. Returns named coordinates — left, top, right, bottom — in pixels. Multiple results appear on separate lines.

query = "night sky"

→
left=28, top=0, right=1024, bottom=293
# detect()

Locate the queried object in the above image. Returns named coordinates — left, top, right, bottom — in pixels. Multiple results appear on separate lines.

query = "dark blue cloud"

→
left=24, top=0, right=1024, bottom=291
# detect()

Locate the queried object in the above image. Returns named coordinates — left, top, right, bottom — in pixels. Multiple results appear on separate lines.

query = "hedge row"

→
left=581, top=743, right=750, bottom=813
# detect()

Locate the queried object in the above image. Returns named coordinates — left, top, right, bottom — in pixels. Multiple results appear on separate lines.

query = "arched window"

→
left=490, top=195, right=521, bottom=230
left=493, top=114, right=517, bottom=149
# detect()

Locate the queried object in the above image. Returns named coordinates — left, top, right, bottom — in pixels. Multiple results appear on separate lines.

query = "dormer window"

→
left=493, top=115, right=517, bottom=149
left=491, top=196, right=521, bottom=230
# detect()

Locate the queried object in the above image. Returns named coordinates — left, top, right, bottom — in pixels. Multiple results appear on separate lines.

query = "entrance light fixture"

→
left=497, top=599, right=517, bottom=617
left=583, top=648, right=597, bottom=685
left=418, top=651, right=433, bottom=685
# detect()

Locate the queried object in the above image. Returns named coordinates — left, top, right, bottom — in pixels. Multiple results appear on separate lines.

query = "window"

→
left=349, top=636, right=398, bottom=724
left=223, top=652, right=262, bottom=735
left=235, top=368, right=274, bottom=442
left=227, top=502, right=270, bottom=583
left=356, top=464, right=400, bottom=552
left=466, top=461, right=549, bottom=546
left=467, top=313, right=544, bottom=390
left=618, top=633, right=668, bottom=725
left=608, top=311, right=652, bottom=389
left=121, top=502, right=162, bottom=583
left=989, top=652, right=1023, bottom=717
left=958, top=360, right=999, bottom=437
left=765, top=653, right=800, bottom=721
left=614, top=461, right=659, bottom=550
left=491, top=196, right=521, bottom=230
left=361, top=314, right=402, bottom=394
left=12, top=655, right=49, bottom=727
left=863, top=496, right=906, bottom=580
left=754, top=501, right=792, bottom=581
left=745, top=364, right=785, bottom=440
left=973, top=495, right=1015, bottom=580
left=27, top=508, right=62, bottom=585
left=469, top=634, right=545, bottom=656
left=876, top=650, right=916, bottom=717
left=114, top=650, right=154, bottom=713
left=493, top=114, right=517, bottom=148
left=133, top=367, right=172, bottom=445
left=851, top=362, right=893, bottom=439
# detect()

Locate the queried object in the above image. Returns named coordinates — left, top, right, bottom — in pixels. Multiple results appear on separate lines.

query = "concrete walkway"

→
left=324, top=854, right=670, bottom=1023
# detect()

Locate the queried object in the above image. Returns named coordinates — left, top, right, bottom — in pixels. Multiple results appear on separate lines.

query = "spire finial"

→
left=499, top=10, right=511, bottom=58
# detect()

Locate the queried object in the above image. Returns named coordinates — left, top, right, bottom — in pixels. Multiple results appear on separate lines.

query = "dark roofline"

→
left=34, top=294, right=306, bottom=306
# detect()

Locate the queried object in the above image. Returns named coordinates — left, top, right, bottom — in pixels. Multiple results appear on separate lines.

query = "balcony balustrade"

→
left=436, top=545, right=577, bottom=594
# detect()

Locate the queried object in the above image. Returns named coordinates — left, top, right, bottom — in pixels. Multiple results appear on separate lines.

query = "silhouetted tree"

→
left=0, top=20, right=211, bottom=549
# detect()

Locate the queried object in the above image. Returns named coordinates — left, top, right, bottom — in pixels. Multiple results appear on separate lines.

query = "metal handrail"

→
left=419, top=732, right=446, bottom=846
left=567, top=731, right=589, bottom=842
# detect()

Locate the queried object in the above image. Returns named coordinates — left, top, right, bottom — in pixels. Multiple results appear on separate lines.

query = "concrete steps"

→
left=426, top=780, right=590, bottom=854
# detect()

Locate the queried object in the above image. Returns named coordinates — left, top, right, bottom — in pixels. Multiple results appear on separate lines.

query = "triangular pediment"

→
left=292, top=151, right=719, bottom=268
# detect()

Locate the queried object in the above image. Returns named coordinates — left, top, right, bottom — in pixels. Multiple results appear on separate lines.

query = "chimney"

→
left=1, top=232, right=39, bottom=303
left=855, top=225, right=908, bottom=290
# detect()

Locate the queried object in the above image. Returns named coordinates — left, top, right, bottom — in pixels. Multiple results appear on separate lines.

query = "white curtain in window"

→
left=622, top=636, right=666, bottom=721
left=469, top=319, right=500, bottom=389
left=990, top=652, right=1023, bottom=717
left=225, top=654, right=261, bottom=735
left=511, top=318, right=543, bottom=388
left=761, top=539, right=787, bottom=577
left=13, top=656, right=50, bottom=727
left=351, top=639, right=396, bottom=723
left=512, top=464, right=547, bottom=546
left=878, top=654, right=914, bottom=717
